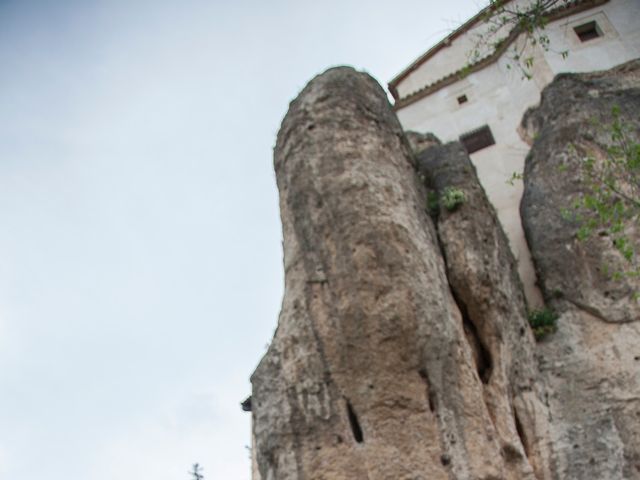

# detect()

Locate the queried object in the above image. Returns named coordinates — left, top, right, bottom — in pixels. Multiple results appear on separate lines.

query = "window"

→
left=460, top=125, right=495, bottom=154
left=574, top=21, right=602, bottom=42
left=457, top=94, right=468, bottom=105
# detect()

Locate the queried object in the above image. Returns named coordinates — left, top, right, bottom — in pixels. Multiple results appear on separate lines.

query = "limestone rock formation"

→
left=404, top=130, right=440, bottom=153
left=251, top=67, right=549, bottom=479
left=520, top=59, right=640, bottom=479
left=251, top=60, right=640, bottom=480
left=417, top=142, right=552, bottom=479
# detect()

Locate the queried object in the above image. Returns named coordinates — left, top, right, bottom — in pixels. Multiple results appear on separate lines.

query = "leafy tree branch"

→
left=469, top=0, right=570, bottom=78
left=563, top=106, right=640, bottom=284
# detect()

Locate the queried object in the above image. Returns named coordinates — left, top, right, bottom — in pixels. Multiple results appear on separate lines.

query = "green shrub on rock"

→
left=528, top=308, right=558, bottom=340
left=441, top=187, right=466, bottom=211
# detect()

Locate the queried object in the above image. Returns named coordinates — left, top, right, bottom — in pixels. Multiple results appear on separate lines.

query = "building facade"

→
left=389, top=0, right=640, bottom=305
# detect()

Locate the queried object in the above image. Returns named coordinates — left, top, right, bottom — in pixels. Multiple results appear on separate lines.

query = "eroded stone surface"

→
left=251, top=61, right=640, bottom=480
left=521, top=59, right=640, bottom=480
left=252, top=67, right=544, bottom=480
left=404, top=130, right=440, bottom=154
left=418, top=141, right=552, bottom=480
left=520, top=59, right=640, bottom=322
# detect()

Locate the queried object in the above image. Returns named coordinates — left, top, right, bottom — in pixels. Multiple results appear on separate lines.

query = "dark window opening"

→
left=460, top=125, right=495, bottom=154
left=574, top=21, right=601, bottom=42
left=457, top=94, right=468, bottom=105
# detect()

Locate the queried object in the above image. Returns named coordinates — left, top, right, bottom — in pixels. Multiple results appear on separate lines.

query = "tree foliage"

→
left=470, top=0, right=570, bottom=78
left=562, top=106, right=640, bottom=286
left=189, top=463, right=204, bottom=480
left=478, top=3, right=639, bottom=290
left=441, top=187, right=466, bottom=212
left=527, top=307, right=558, bottom=340
left=508, top=106, right=640, bottom=293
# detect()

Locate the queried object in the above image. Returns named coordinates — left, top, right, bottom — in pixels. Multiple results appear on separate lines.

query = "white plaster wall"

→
left=541, top=0, right=640, bottom=75
left=396, top=0, right=640, bottom=141
left=394, top=0, right=639, bottom=307
left=396, top=0, right=537, bottom=99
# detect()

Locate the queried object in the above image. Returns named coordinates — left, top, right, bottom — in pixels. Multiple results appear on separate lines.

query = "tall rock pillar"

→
left=251, top=67, right=547, bottom=480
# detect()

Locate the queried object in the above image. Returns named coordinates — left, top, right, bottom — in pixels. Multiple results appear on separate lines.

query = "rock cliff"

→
left=250, top=61, right=640, bottom=479
left=521, top=60, right=640, bottom=479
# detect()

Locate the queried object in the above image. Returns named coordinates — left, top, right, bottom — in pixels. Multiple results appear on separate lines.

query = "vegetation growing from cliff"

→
left=426, top=191, right=440, bottom=217
left=563, top=106, right=640, bottom=287
left=527, top=307, right=558, bottom=340
left=441, top=187, right=466, bottom=211
left=510, top=106, right=639, bottom=291
left=425, top=187, right=466, bottom=215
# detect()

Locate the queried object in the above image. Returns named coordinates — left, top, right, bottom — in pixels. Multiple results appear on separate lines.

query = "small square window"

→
left=574, top=21, right=602, bottom=42
left=460, top=125, right=495, bottom=154
left=457, top=94, right=468, bottom=105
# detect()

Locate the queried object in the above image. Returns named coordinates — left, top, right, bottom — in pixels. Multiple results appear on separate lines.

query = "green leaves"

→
left=506, top=171, right=523, bottom=186
left=441, top=187, right=466, bottom=211
left=567, top=106, right=640, bottom=287
left=469, top=0, right=571, bottom=79
left=528, top=308, right=558, bottom=340
left=426, top=191, right=440, bottom=216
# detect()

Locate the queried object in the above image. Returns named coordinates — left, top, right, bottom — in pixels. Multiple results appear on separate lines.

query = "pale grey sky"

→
left=0, top=0, right=481, bottom=478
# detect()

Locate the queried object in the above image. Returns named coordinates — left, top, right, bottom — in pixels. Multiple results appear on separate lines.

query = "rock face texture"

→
left=520, top=60, right=640, bottom=479
left=417, top=142, right=552, bottom=479
left=251, top=61, right=640, bottom=479
left=251, top=67, right=549, bottom=480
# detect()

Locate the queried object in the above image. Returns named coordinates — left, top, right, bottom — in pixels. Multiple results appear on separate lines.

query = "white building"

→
left=389, top=0, right=640, bottom=305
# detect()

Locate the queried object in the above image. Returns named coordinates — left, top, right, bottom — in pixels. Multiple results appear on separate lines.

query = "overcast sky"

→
left=0, top=0, right=481, bottom=478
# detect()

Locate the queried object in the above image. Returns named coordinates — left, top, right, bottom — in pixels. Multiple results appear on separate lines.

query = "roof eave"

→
left=391, top=0, right=610, bottom=110
left=387, top=0, right=516, bottom=92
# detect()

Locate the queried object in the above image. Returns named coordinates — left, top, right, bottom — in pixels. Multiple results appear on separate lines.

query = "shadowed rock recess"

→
left=251, top=66, right=552, bottom=480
